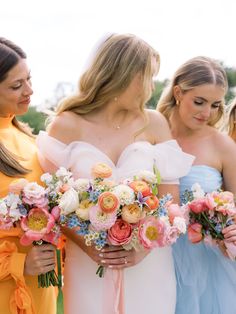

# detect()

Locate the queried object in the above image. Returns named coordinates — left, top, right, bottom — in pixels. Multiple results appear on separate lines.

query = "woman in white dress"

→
left=37, top=33, right=194, bottom=314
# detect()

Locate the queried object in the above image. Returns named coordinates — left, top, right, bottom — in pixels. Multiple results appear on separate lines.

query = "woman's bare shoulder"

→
left=47, top=111, right=82, bottom=143
left=145, top=109, right=172, bottom=142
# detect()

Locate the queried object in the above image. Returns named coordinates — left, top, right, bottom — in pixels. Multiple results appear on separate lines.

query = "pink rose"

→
left=108, top=219, right=132, bottom=245
left=188, top=199, right=207, bottom=214
left=8, top=179, right=28, bottom=194
left=164, top=226, right=180, bottom=245
left=188, top=223, right=203, bottom=243
left=168, top=203, right=184, bottom=224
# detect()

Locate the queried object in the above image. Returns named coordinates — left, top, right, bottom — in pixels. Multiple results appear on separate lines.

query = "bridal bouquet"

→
left=0, top=174, right=64, bottom=288
left=58, top=162, right=187, bottom=276
left=183, top=183, right=236, bottom=260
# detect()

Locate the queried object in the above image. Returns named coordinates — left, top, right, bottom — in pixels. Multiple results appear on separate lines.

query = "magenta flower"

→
left=20, top=207, right=56, bottom=246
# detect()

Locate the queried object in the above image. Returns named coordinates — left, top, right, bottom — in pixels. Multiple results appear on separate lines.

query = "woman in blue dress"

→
left=157, top=56, right=236, bottom=314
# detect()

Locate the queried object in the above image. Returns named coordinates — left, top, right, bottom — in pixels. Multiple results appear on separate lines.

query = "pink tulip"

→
left=188, top=199, right=206, bottom=214
left=188, top=223, right=203, bottom=243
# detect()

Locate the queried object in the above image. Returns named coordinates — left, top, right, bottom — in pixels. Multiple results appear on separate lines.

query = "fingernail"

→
left=101, top=259, right=106, bottom=264
left=108, top=265, right=113, bottom=268
left=99, top=253, right=103, bottom=257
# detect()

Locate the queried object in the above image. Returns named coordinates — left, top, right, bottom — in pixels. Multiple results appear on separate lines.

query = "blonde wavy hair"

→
left=226, top=97, right=236, bottom=140
left=157, top=56, right=228, bottom=127
left=56, top=33, right=160, bottom=115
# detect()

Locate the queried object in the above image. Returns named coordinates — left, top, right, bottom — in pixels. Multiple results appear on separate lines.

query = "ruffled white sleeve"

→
left=153, top=140, right=195, bottom=184
left=36, top=131, right=72, bottom=173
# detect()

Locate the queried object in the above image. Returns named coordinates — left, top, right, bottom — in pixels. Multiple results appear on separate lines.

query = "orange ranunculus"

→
left=145, top=195, right=159, bottom=211
left=91, top=162, right=112, bottom=179
left=129, top=180, right=151, bottom=197
left=98, top=192, right=119, bottom=213
left=121, top=204, right=145, bottom=224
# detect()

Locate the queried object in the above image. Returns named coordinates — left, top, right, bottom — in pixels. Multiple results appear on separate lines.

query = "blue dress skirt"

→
left=173, top=165, right=236, bottom=314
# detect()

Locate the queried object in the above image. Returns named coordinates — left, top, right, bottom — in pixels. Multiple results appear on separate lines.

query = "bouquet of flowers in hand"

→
left=0, top=174, right=64, bottom=288
left=183, top=183, right=236, bottom=260
left=58, top=162, right=187, bottom=277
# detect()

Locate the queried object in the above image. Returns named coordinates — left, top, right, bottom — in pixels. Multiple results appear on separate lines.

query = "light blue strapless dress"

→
left=173, top=165, right=236, bottom=314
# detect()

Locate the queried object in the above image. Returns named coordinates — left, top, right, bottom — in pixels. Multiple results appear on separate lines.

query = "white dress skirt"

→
left=37, top=131, right=194, bottom=314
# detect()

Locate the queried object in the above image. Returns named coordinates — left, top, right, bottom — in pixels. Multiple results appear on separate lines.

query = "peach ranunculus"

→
left=98, top=192, right=119, bottom=213
left=188, top=223, right=203, bottom=243
left=9, top=179, right=29, bottom=194
left=91, top=162, right=112, bottom=179
left=108, top=219, right=132, bottom=245
left=121, top=204, right=145, bottom=224
left=20, top=207, right=57, bottom=246
left=168, top=203, right=184, bottom=224
left=129, top=180, right=151, bottom=197
left=138, top=216, right=166, bottom=249
left=76, top=199, right=95, bottom=220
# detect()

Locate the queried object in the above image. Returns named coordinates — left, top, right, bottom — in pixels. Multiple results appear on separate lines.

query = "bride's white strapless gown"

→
left=36, top=131, right=194, bottom=314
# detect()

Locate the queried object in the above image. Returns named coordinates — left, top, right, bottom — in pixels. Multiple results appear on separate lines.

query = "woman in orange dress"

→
left=0, top=37, right=56, bottom=314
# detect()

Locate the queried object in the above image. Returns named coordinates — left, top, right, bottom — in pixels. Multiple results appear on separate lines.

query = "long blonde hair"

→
left=227, top=97, right=236, bottom=140
left=0, top=37, right=33, bottom=177
left=157, top=56, right=228, bottom=127
left=56, top=33, right=160, bottom=115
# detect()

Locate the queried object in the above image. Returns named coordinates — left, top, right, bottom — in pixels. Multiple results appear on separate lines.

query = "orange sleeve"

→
left=0, top=240, right=35, bottom=314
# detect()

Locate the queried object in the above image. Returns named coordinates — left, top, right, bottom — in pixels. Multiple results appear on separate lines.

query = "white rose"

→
left=113, top=184, right=135, bottom=205
left=23, top=182, right=46, bottom=198
left=136, top=170, right=157, bottom=184
left=6, top=194, right=21, bottom=210
left=56, top=167, right=72, bottom=178
left=9, top=208, right=22, bottom=221
left=0, top=200, right=8, bottom=215
left=59, top=188, right=79, bottom=215
left=173, top=217, right=186, bottom=234
left=41, top=173, right=53, bottom=184
left=191, top=183, right=205, bottom=199
left=73, top=178, right=90, bottom=192
left=75, top=200, right=94, bottom=220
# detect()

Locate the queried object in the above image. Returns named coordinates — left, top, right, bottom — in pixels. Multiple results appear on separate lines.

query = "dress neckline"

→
left=191, top=164, right=221, bottom=175
left=0, top=115, right=14, bottom=129
left=38, top=131, right=178, bottom=168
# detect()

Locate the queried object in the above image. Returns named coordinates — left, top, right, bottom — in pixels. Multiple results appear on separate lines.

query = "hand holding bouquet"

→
left=58, top=163, right=187, bottom=276
left=183, top=183, right=236, bottom=260
left=0, top=173, right=65, bottom=287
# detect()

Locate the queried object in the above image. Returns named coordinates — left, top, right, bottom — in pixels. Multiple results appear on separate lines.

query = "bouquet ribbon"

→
left=103, top=268, right=125, bottom=314
left=0, top=235, right=35, bottom=314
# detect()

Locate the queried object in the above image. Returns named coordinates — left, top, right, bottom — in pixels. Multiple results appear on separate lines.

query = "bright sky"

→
left=1, top=0, right=236, bottom=108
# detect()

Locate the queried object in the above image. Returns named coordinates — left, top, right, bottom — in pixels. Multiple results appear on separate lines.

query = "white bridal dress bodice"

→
left=37, top=131, right=194, bottom=314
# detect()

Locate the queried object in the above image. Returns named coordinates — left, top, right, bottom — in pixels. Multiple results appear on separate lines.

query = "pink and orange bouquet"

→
left=183, top=183, right=236, bottom=260
left=59, top=162, right=187, bottom=277
left=0, top=170, right=70, bottom=287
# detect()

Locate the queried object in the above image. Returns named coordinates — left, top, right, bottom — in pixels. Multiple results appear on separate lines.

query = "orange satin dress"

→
left=0, top=116, right=56, bottom=314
